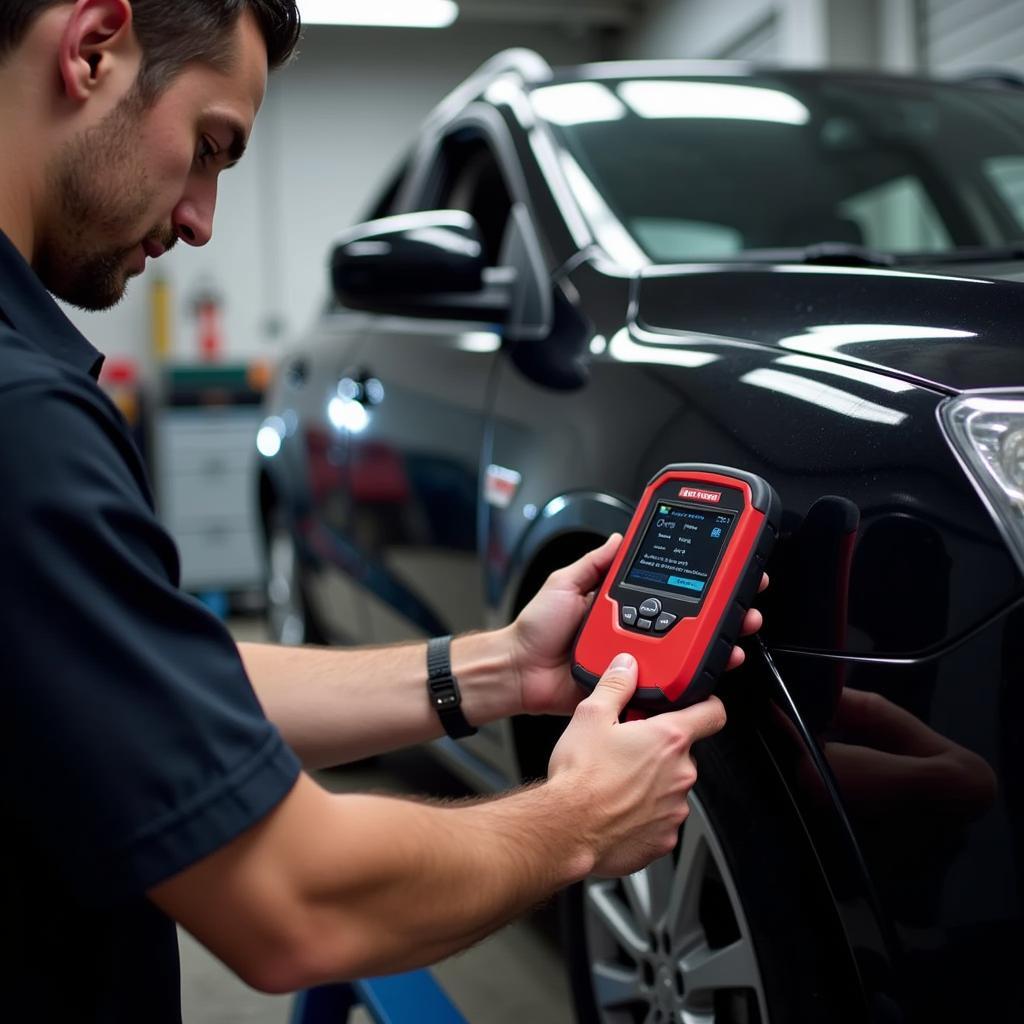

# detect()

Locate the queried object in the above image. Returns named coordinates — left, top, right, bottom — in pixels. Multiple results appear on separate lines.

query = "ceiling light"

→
left=531, top=82, right=627, bottom=126
left=619, top=80, right=810, bottom=125
left=301, top=1, right=459, bottom=29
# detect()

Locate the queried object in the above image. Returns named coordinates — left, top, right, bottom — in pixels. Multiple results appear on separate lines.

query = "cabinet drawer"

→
left=162, top=468, right=257, bottom=527
left=155, top=410, right=261, bottom=475
left=175, top=527, right=262, bottom=590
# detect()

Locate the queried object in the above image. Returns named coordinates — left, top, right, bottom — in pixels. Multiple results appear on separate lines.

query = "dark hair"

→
left=0, top=1, right=301, bottom=94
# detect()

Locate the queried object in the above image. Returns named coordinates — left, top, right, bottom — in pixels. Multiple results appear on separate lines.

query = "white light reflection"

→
left=590, top=334, right=608, bottom=355
left=741, top=368, right=907, bottom=426
left=256, top=417, right=286, bottom=458
left=778, top=323, right=977, bottom=364
left=531, top=82, right=628, bottom=126
left=300, top=0, right=459, bottom=28
left=484, top=75, right=536, bottom=128
left=609, top=327, right=719, bottom=368
left=328, top=396, right=370, bottom=434
left=618, top=81, right=809, bottom=125
left=543, top=496, right=569, bottom=518
left=559, top=153, right=648, bottom=270
left=528, top=128, right=592, bottom=251
left=775, top=264, right=991, bottom=284
left=774, top=353, right=916, bottom=393
left=457, top=331, right=501, bottom=353
left=406, top=227, right=481, bottom=258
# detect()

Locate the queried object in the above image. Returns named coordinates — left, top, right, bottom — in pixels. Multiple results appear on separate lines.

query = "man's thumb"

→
left=588, top=652, right=638, bottom=713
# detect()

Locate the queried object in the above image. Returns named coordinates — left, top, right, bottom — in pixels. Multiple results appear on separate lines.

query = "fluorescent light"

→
left=609, top=328, right=719, bottom=368
left=740, top=368, right=907, bottom=426
left=618, top=80, right=810, bottom=125
left=301, top=1, right=459, bottom=29
left=531, top=82, right=627, bottom=126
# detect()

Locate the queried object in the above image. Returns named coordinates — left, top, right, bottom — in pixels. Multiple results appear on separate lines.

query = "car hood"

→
left=634, top=260, right=1024, bottom=392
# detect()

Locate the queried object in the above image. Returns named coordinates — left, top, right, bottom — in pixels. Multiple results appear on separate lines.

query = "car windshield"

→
left=532, top=73, right=1024, bottom=264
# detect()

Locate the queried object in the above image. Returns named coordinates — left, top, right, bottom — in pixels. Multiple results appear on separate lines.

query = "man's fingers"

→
left=758, top=572, right=769, bottom=593
left=660, top=695, right=727, bottom=742
left=726, top=645, right=745, bottom=671
left=583, top=652, right=637, bottom=716
left=738, top=607, right=762, bottom=637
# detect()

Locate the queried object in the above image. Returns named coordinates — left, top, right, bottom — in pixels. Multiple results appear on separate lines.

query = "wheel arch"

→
left=501, top=491, right=633, bottom=781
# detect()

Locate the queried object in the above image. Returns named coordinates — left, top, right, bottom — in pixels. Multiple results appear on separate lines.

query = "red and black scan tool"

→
left=572, top=464, right=781, bottom=712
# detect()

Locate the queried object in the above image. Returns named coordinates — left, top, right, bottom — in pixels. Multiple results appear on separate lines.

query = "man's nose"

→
left=173, top=184, right=217, bottom=247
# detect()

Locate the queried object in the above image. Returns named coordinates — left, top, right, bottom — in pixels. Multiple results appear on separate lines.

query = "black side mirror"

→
left=331, top=211, right=511, bottom=322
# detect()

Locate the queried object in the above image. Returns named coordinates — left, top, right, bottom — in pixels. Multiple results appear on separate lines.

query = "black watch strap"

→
left=426, top=635, right=477, bottom=739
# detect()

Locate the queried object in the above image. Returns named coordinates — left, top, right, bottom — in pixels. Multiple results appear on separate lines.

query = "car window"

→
left=839, top=175, right=951, bottom=252
left=631, top=217, right=743, bottom=261
left=535, top=75, right=1024, bottom=262
left=985, top=155, right=1024, bottom=231
left=427, top=134, right=514, bottom=265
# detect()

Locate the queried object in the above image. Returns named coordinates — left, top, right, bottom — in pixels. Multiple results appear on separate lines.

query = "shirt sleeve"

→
left=0, top=378, right=301, bottom=908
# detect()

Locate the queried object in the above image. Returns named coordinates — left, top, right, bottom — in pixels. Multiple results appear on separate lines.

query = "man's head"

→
left=0, top=1, right=300, bottom=310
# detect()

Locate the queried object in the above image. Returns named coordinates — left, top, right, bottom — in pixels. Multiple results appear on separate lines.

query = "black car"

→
left=257, top=51, right=1024, bottom=1023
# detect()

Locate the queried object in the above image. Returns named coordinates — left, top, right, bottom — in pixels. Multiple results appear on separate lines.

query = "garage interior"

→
left=58, top=1, right=1021, bottom=1022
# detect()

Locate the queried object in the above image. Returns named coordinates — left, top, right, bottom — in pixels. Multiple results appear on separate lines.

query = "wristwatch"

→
left=426, top=635, right=477, bottom=739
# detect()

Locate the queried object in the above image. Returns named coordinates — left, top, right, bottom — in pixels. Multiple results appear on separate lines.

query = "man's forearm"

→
left=238, top=631, right=521, bottom=769
left=152, top=772, right=597, bottom=992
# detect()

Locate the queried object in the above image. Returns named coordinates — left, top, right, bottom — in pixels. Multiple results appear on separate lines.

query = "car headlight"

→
left=941, top=391, right=1024, bottom=576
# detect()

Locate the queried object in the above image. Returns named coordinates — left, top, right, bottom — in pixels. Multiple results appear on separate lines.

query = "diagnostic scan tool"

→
left=572, top=464, right=780, bottom=712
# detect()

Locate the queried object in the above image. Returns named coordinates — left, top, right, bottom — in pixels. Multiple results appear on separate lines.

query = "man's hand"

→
left=511, top=533, right=766, bottom=717
left=548, top=651, right=726, bottom=877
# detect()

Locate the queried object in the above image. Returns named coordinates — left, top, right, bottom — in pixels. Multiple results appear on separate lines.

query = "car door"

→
left=340, top=128, right=514, bottom=642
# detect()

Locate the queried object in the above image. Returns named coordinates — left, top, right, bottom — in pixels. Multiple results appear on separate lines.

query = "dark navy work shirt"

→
left=0, top=230, right=301, bottom=1021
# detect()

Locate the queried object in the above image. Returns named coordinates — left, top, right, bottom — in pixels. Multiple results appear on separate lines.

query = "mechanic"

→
left=0, top=2, right=763, bottom=1020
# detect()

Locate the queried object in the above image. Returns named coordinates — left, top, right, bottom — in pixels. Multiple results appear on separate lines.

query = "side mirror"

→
left=331, top=211, right=511, bottom=322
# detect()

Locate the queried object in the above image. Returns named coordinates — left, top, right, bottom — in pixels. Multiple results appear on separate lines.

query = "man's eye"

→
left=196, top=137, right=218, bottom=165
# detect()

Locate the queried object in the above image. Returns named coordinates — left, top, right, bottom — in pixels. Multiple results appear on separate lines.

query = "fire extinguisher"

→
left=194, top=288, right=224, bottom=362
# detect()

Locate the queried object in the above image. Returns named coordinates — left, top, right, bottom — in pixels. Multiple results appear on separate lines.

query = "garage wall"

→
left=621, top=0, right=922, bottom=70
left=921, top=0, right=1024, bottom=75
left=61, top=22, right=601, bottom=370
left=620, top=0, right=829, bottom=64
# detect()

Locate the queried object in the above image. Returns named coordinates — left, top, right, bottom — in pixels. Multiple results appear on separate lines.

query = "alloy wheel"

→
left=583, top=792, right=768, bottom=1024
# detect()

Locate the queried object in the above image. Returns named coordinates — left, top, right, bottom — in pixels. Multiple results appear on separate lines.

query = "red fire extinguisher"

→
left=194, top=289, right=224, bottom=362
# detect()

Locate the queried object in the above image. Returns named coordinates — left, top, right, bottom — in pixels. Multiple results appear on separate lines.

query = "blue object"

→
left=668, top=576, right=705, bottom=592
left=291, top=971, right=468, bottom=1024
left=197, top=590, right=230, bottom=619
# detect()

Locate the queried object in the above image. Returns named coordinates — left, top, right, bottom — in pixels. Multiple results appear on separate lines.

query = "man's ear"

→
left=58, top=0, right=136, bottom=103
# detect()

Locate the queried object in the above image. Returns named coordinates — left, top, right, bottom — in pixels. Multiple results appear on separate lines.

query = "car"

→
left=257, top=50, right=1024, bottom=1023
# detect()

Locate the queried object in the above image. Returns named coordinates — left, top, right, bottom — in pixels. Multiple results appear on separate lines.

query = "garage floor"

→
left=177, top=620, right=575, bottom=1023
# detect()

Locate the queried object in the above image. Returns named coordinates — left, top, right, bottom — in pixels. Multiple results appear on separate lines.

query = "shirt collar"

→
left=0, top=229, right=105, bottom=380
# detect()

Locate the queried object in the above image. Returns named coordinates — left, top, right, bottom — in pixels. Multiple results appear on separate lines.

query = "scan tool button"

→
left=637, top=617, right=653, bottom=631
left=654, top=613, right=677, bottom=632
left=639, top=598, right=662, bottom=618
left=621, top=606, right=638, bottom=627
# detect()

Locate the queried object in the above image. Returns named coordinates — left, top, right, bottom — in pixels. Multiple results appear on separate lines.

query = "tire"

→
left=263, top=509, right=325, bottom=646
left=562, top=708, right=864, bottom=1024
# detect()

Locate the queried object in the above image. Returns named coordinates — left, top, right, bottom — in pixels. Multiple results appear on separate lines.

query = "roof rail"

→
left=427, top=48, right=553, bottom=125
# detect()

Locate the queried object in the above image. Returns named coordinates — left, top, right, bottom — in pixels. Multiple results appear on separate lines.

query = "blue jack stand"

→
left=290, top=970, right=468, bottom=1024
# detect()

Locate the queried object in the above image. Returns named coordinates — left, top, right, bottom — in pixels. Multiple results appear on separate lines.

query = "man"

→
left=0, top=2, right=763, bottom=1019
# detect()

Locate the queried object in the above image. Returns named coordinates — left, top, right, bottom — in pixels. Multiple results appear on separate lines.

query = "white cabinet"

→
left=154, top=408, right=263, bottom=592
